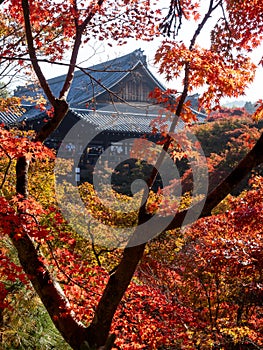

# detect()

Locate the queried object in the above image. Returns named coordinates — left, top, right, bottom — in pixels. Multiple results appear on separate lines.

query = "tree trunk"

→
left=16, top=155, right=29, bottom=197
left=12, top=125, right=263, bottom=349
left=87, top=243, right=146, bottom=346
left=10, top=233, right=90, bottom=349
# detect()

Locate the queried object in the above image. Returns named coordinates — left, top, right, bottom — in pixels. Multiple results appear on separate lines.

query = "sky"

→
left=37, top=1, right=263, bottom=105
left=41, top=37, right=263, bottom=105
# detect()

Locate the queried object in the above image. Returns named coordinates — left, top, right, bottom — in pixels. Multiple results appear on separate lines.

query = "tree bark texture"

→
left=12, top=126, right=263, bottom=349
left=10, top=233, right=90, bottom=349
left=15, top=155, right=29, bottom=197
left=10, top=0, right=263, bottom=347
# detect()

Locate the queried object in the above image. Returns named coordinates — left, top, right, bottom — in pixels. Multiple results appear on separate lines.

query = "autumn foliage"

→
left=138, top=176, right=263, bottom=349
left=1, top=120, right=263, bottom=349
left=0, top=0, right=263, bottom=349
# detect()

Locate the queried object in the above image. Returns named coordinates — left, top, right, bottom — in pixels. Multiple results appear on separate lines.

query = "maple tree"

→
left=0, top=0, right=263, bottom=349
left=177, top=115, right=263, bottom=194
left=138, top=176, right=263, bottom=349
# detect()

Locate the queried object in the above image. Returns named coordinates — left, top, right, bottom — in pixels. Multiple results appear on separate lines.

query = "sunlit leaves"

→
left=0, top=1, right=263, bottom=348
left=139, top=177, right=263, bottom=349
left=0, top=126, right=54, bottom=161
left=0, top=97, right=22, bottom=112
left=3, top=0, right=162, bottom=65
left=149, top=87, right=197, bottom=122
left=155, top=41, right=256, bottom=110
left=253, top=99, right=263, bottom=121
left=212, top=0, right=263, bottom=53
left=156, top=0, right=263, bottom=114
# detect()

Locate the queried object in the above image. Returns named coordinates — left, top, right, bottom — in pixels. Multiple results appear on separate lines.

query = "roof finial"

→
left=134, top=48, right=146, bottom=64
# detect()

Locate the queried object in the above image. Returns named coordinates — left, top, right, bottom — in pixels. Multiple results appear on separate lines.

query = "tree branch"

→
left=0, top=145, right=12, bottom=190
left=34, top=98, right=69, bottom=143
left=87, top=242, right=146, bottom=346
left=59, top=0, right=106, bottom=99
left=165, top=130, right=263, bottom=231
left=86, top=2, right=231, bottom=344
left=10, top=232, right=89, bottom=349
left=21, top=0, right=56, bottom=106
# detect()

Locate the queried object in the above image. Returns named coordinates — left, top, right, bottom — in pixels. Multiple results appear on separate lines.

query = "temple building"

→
left=1, top=49, right=206, bottom=189
left=6, top=48, right=205, bottom=140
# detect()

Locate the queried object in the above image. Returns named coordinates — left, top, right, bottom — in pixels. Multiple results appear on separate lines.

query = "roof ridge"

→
left=86, top=49, right=146, bottom=71
left=72, top=108, right=160, bottom=118
left=46, top=49, right=146, bottom=85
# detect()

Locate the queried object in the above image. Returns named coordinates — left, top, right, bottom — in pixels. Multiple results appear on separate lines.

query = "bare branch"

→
left=189, top=0, right=223, bottom=50
left=21, top=0, right=56, bottom=105
left=159, top=0, right=183, bottom=37
left=59, top=0, right=106, bottom=99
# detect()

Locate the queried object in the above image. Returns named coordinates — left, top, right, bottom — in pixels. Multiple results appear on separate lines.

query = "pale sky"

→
left=6, top=1, right=261, bottom=105
left=41, top=38, right=263, bottom=105
left=36, top=0, right=263, bottom=103
left=39, top=0, right=263, bottom=106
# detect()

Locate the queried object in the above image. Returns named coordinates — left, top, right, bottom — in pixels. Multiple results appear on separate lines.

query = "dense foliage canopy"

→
left=0, top=1, right=263, bottom=349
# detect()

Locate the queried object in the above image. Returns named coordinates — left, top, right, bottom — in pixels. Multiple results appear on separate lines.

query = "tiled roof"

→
left=14, top=104, right=205, bottom=134
left=15, top=49, right=165, bottom=107
left=0, top=106, right=25, bottom=125
left=72, top=109, right=203, bottom=134
left=74, top=109, right=157, bottom=133
left=21, top=105, right=47, bottom=121
left=13, top=49, right=207, bottom=133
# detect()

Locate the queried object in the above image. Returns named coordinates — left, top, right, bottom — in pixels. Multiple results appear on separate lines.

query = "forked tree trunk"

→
left=12, top=113, right=263, bottom=349
left=13, top=104, right=117, bottom=350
